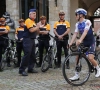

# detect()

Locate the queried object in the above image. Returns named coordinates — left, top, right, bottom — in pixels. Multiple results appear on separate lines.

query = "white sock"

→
left=75, top=71, right=79, bottom=75
left=96, top=65, right=100, bottom=70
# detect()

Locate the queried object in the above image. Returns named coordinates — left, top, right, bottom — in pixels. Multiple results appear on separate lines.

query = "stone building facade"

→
left=5, top=0, right=73, bottom=38
left=94, top=19, right=100, bottom=35
left=6, top=0, right=19, bottom=28
left=2, top=0, right=100, bottom=38
left=5, top=0, right=19, bottom=38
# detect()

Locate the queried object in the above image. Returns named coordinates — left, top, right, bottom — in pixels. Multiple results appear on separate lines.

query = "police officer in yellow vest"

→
left=15, top=19, right=25, bottom=67
left=19, top=9, right=40, bottom=76
left=38, top=16, right=50, bottom=67
left=54, top=12, right=70, bottom=68
left=0, top=17, right=10, bottom=67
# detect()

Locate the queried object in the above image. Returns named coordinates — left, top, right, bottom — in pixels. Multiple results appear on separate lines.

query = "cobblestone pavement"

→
left=0, top=65, right=100, bottom=90
left=1, top=53, right=100, bottom=90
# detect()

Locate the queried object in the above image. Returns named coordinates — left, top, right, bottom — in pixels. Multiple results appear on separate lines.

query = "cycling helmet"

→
left=18, top=19, right=24, bottom=23
left=3, top=12, right=10, bottom=18
left=4, top=12, right=10, bottom=16
left=75, top=8, right=87, bottom=16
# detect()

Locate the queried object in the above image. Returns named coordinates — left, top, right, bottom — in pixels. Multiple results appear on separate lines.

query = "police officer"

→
left=38, top=16, right=50, bottom=67
left=19, top=9, right=40, bottom=76
left=0, top=17, right=10, bottom=67
left=53, top=12, right=70, bottom=68
left=15, top=19, right=25, bottom=67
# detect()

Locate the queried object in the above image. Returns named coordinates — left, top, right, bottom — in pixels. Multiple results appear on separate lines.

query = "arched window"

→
left=94, top=7, right=100, bottom=16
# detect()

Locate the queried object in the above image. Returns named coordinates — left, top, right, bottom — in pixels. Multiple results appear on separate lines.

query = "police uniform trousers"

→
left=39, top=39, right=49, bottom=66
left=0, top=40, right=8, bottom=63
left=56, top=39, right=68, bottom=66
left=0, top=41, right=5, bottom=63
left=16, top=41, right=23, bottom=66
left=19, top=38, right=36, bottom=72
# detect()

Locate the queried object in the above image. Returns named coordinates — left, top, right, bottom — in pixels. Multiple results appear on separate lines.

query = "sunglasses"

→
left=40, top=18, right=46, bottom=20
left=59, top=14, right=65, bottom=16
left=75, top=13, right=79, bottom=16
left=0, top=21, right=5, bottom=22
left=19, top=21, right=24, bottom=23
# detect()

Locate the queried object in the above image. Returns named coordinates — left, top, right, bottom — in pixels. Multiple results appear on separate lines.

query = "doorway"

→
left=0, top=0, right=6, bottom=17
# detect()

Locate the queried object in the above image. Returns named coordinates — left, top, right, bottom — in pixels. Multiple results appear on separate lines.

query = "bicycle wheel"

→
left=13, top=52, right=18, bottom=66
left=96, top=51, right=100, bottom=65
left=41, top=53, right=51, bottom=72
left=51, top=53, right=57, bottom=69
left=35, top=51, right=40, bottom=66
left=0, top=52, right=7, bottom=71
left=62, top=52, right=90, bottom=86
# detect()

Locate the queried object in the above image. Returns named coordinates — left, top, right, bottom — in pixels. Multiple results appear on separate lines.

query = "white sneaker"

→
left=69, top=74, right=80, bottom=81
left=95, top=68, right=100, bottom=77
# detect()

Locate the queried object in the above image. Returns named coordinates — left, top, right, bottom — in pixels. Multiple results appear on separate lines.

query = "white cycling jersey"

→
left=75, top=19, right=92, bottom=33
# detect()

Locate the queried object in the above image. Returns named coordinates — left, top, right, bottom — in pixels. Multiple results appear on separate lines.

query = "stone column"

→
left=49, top=0, right=71, bottom=35
left=6, top=0, right=19, bottom=38
left=49, top=0, right=57, bottom=36
left=70, top=0, right=78, bottom=33
left=62, top=0, right=70, bottom=21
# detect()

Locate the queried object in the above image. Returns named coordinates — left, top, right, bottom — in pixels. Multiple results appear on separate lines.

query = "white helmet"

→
left=75, top=8, right=87, bottom=16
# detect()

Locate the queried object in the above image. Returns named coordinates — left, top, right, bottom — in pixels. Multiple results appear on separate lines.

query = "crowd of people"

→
left=0, top=8, right=100, bottom=78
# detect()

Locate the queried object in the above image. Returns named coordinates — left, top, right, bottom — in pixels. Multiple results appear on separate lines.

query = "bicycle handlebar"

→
left=69, top=43, right=89, bottom=52
left=0, top=36, right=21, bottom=43
left=49, top=34, right=64, bottom=41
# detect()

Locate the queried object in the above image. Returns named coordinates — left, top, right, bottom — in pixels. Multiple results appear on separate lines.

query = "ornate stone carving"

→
left=3, top=12, right=15, bottom=30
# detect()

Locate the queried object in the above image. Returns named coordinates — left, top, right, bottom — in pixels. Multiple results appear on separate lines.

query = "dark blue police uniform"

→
left=54, top=20, right=70, bottom=67
left=15, top=26, right=24, bottom=66
left=0, top=24, right=10, bottom=64
left=38, top=23, right=50, bottom=66
left=19, top=9, right=37, bottom=75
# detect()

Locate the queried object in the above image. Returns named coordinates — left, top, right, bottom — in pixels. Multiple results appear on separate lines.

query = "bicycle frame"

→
left=72, top=44, right=96, bottom=73
left=3, top=38, right=17, bottom=62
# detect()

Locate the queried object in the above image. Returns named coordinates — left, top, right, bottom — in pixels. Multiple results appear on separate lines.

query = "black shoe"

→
left=19, top=71, right=28, bottom=76
left=66, top=63, right=70, bottom=69
left=15, top=64, right=20, bottom=67
left=36, top=64, right=41, bottom=67
left=66, top=61, right=70, bottom=69
left=57, top=64, right=61, bottom=68
left=49, top=64, right=52, bottom=68
left=7, top=63, right=11, bottom=67
left=28, top=69, right=38, bottom=73
left=66, top=65, right=70, bottom=69
left=55, top=64, right=61, bottom=68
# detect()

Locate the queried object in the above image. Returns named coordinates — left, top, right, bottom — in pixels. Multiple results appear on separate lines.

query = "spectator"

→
left=15, top=19, right=25, bottom=67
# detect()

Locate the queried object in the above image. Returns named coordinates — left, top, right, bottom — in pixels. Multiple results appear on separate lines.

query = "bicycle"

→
left=94, top=49, right=100, bottom=66
left=41, top=34, right=57, bottom=72
left=0, top=37, right=18, bottom=71
left=62, top=43, right=100, bottom=86
left=35, top=39, right=40, bottom=67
